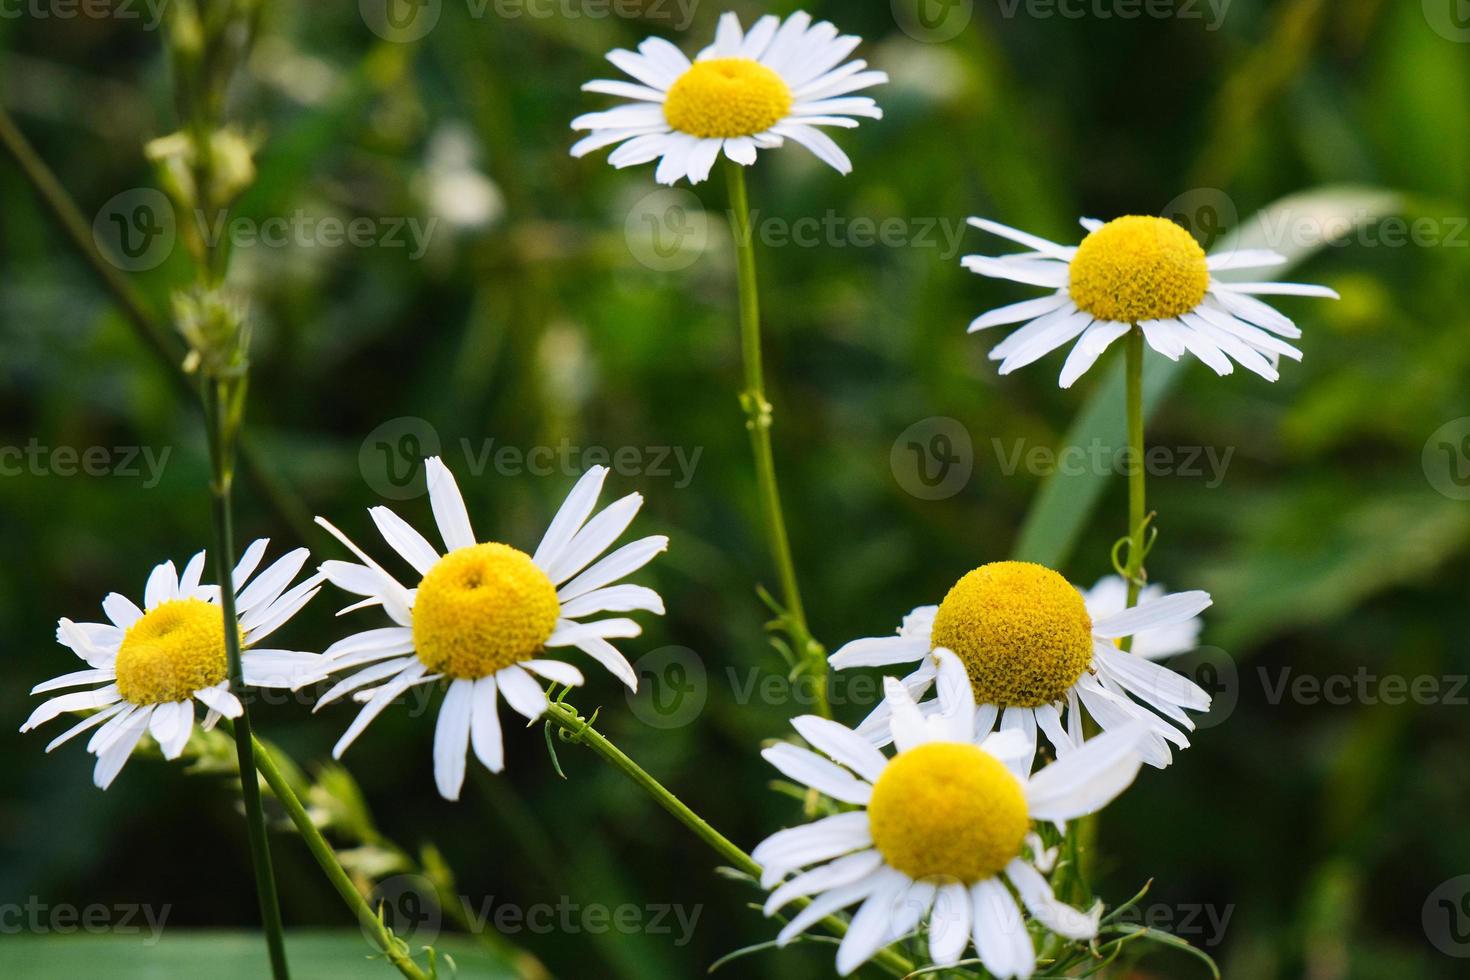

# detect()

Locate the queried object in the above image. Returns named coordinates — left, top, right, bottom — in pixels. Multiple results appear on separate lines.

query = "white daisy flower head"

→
left=755, top=650, right=1151, bottom=977
left=314, top=457, right=667, bottom=801
left=571, top=11, right=887, bottom=185
left=830, top=561, right=1213, bottom=773
left=20, top=542, right=326, bottom=789
left=962, top=214, right=1340, bottom=387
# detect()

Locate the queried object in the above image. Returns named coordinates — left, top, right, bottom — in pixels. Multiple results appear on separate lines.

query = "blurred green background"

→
left=2, top=0, right=1468, bottom=977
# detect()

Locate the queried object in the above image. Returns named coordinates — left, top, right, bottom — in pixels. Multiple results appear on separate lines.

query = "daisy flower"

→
left=20, top=542, right=325, bottom=789
left=830, top=561, right=1213, bottom=772
left=314, top=457, right=667, bottom=800
left=962, top=214, right=1340, bottom=387
left=755, top=650, right=1149, bottom=977
left=571, top=11, right=886, bottom=185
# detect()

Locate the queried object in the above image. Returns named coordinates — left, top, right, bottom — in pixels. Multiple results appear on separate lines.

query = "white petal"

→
left=369, top=507, right=440, bottom=576
left=144, top=560, right=179, bottom=609
left=92, top=710, right=150, bottom=789
left=1058, top=320, right=1131, bottom=388
left=102, top=593, right=144, bottom=630
left=332, top=661, right=427, bottom=758
left=470, top=675, right=505, bottom=773
left=533, top=466, right=608, bottom=569
left=829, top=635, right=928, bottom=669
left=20, top=685, right=122, bottom=732
left=763, top=850, right=884, bottom=915
left=556, top=584, right=664, bottom=619
left=544, top=492, right=643, bottom=584
left=425, top=456, right=476, bottom=552
left=928, top=881, right=973, bottom=965
left=1093, top=590, right=1213, bottom=639
left=232, top=538, right=270, bottom=591
left=568, top=637, right=637, bottom=690
left=1006, top=859, right=1100, bottom=940
left=835, top=872, right=909, bottom=975
left=31, top=668, right=115, bottom=696
left=790, top=715, right=887, bottom=783
left=968, top=292, right=1071, bottom=333
left=148, top=699, right=194, bottom=760
left=761, top=743, right=872, bottom=804
left=44, top=701, right=127, bottom=753
left=556, top=535, right=668, bottom=602
left=971, top=879, right=1035, bottom=979
left=433, top=679, right=474, bottom=801
left=495, top=664, right=549, bottom=721
left=194, top=683, right=243, bottom=719
left=1024, top=723, right=1146, bottom=821
left=521, top=659, right=585, bottom=688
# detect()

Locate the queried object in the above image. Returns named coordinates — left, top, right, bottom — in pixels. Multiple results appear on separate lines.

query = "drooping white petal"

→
left=495, top=664, right=549, bottom=721
left=433, top=679, right=474, bottom=801
left=470, top=675, right=505, bottom=773
left=332, top=661, right=427, bottom=758
left=1005, top=859, right=1100, bottom=940
left=1092, top=590, right=1212, bottom=639
left=1024, top=723, right=1147, bottom=822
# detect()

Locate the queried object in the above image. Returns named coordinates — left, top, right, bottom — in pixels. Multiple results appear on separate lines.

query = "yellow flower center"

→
left=1068, top=215, right=1209, bottom=323
left=930, top=561, right=1093, bottom=707
left=663, top=58, right=792, bottom=139
left=868, top=742, right=1029, bottom=883
left=115, top=598, right=233, bottom=705
left=412, top=543, right=560, bottom=680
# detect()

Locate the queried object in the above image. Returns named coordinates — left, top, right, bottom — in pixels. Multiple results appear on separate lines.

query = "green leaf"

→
left=0, top=930, right=524, bottom=979
left=1011, top=186, right=1404, bottom=569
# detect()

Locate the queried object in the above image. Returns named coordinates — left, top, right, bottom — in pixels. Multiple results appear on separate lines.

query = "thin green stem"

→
left=542, top=698, right=912, bottom=977
left=244, top=730, right=431, bottom=980
left=203, top=379, right=290, bottom=980
left=723, top=159, right=830, bottom=718
left=1122, top=327, right=1149, bottom=645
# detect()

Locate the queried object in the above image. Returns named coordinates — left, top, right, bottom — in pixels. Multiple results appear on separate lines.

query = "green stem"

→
left=723, top=159, right=830, bottom=718
left=542, top=699, right=912, bottom=977
left=203, top=379, right=290, bottom=980
left=244, top=730, right=431, bottom=980
left=1122, top=327, right=1149, bottom=641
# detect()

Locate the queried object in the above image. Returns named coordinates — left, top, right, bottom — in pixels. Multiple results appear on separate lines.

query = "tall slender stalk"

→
left=1121, top=327, right=1150, bottom=647
left=203, top=378, right=290, bottom=980
left=541, top=698, right=912, bottom=977
left=723, top=160, right=830, bottom=718
left=242, top=730, right=431, bottom=980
